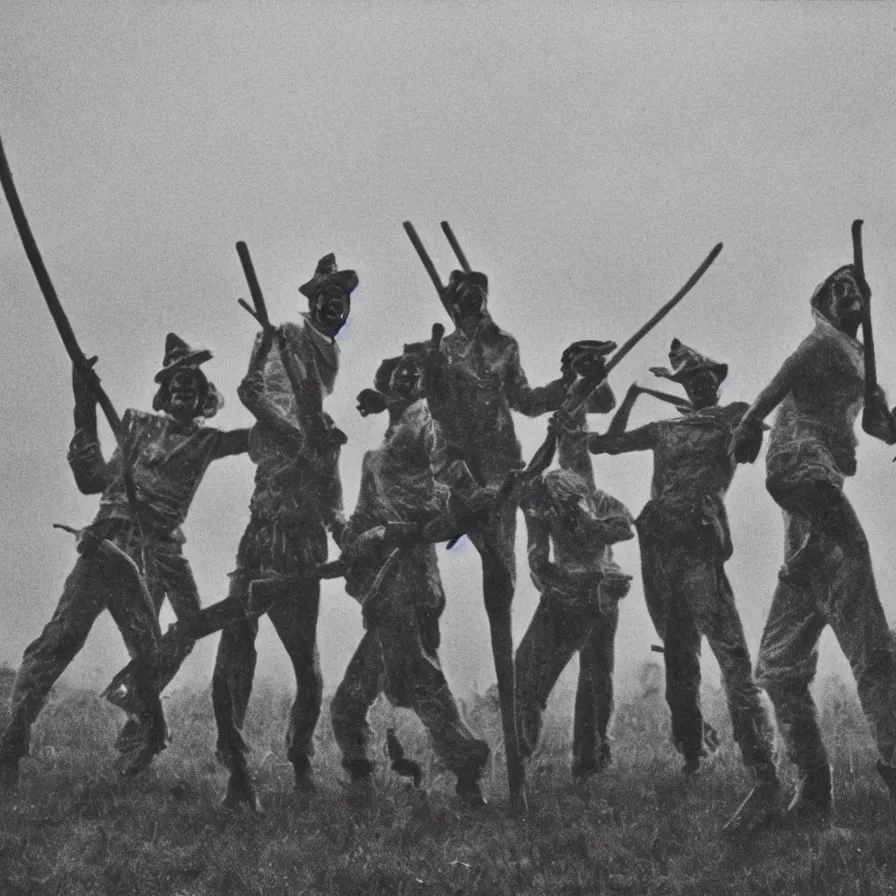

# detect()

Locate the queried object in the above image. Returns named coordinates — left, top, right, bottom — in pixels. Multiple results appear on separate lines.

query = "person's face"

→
left=312, top=287, right=351, bottom=334
left=388, top=356, right=422, bottom=400
left=452, top=286, right=486, bottom=334
left=165, top=370, right=202, bottom=420
left=824, top=271, right=864, bottom=335
left=682, top=368, right=720, bottom=409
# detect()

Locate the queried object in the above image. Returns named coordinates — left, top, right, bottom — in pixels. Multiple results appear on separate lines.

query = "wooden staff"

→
left=852, top=219, right=876, bottom=400
left=0, top=134, right=142, bottom=522
left=441, top=220, right=472, bottom=272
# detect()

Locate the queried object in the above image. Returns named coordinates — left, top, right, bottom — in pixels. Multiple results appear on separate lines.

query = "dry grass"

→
left=0, top=664, right=895, bottom=896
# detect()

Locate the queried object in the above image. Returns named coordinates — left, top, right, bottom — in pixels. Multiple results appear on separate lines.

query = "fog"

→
left=2, top=2, right=895, bottom=708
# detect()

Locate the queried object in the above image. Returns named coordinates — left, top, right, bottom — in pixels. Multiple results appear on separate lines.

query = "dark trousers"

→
left=0, top=527, right=163, bottom=761
left=211, top=518, right=326, bottom=769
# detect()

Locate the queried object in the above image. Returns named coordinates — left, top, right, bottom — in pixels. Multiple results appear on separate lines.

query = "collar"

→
left=300, top=312, right=340, bottom=353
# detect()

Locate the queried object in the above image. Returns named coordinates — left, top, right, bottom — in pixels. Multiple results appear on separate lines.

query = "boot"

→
left=113, top=718, right=142, bottom=754
left=784, top=764, right=833, bottom=827
left=222, top=759, right=262, bottom=813
left=453, top=739, right=490, bottom=808
left=721, top=766, right=782, bottom=836
left=343, top=759, right=375, bottom=809
left=292, top=756, right=315, bottom=794
left=876, top=760, right=896, bottom=822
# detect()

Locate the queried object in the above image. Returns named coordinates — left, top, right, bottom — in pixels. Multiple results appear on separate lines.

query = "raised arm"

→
left=237, top=329, right=304, bottom=446
left=67, top=364, right=119, bottom=494
left=588, top=418, right=659, bottom=456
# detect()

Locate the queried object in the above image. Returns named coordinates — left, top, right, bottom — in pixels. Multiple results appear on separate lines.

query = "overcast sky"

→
left=2, top=2, right=895, bottom=708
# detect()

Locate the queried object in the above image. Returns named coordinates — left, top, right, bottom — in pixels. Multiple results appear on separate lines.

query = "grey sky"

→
left=1, top=2, right=895, bottom=701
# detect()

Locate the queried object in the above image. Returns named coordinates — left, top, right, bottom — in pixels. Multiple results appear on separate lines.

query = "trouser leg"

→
left=825, top=498, right=896, bottom=767
left=686, top=560, right=776, bottom=776
left=268, top=580, right=323, bottom=767
left=0, top=554, right=106, bottom=761
left=573, top=605, right=618, bottom=774
left=331, top=630, right=384, bottom=775
left=379, top=606, right=486, bottom=776
left=515, top=593, right=593, bottom=760
left=211, top=574, right=259, bottom=767
left=663, top=576, right=703, bottom=764
left=756, top=514, right=829, bottom=773
left=103, top=548, right=165, bottom=747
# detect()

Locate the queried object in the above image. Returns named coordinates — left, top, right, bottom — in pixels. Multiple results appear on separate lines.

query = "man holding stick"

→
left=586, top=340, right=780, bottom=834
left=421, top=266, right=589, bottom=804
left=0, top=336, right=249, bottom=791
left=211, top=252, right=355, bottom=810
left=730, top=244, right=896, bottom=826
left=331, top=337, right=490, bottom=804
left=515, top=342, right=636, bottom=782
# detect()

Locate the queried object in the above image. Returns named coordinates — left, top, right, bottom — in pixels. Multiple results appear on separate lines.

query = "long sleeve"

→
left=589, top=421, right=659, bottom=455
left=524, top=509, right=552, bottom=592
left=237, top=331, right=305, bottom=444
left=506, top=339, right=568, bottom=417
left=211, top=427, right=252, bottom=459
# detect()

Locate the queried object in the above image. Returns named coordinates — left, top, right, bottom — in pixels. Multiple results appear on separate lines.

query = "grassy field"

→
left=1, top=665, right=895, bottom=896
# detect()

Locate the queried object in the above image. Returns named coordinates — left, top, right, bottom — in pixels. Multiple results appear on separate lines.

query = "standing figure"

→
left=102, top=337, right=251, bottom=746
left=0, top=334, right=248, bottom=791
left=730, top=264, right=896, bottom=826
left=212, top=254, right=355, bottom=810
left=424, top=269, right=582, bottom=802
left=589, top=339, right=780, bottom=833
left=515, top=341, right=633, bottom=781
left=331, top=342, right=490, bottom=804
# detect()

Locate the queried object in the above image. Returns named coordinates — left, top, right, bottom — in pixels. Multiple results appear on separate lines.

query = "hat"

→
left=443, top=270, right=488, bottom=312
left=650, top=339, right=728, bottom=384
left=152, top=366, right=224, bottom=419
left=562, top=339, right=617, bottom=374
left=299, top=253, right=359, bottom=299
left=810, top=264, right=858, bottom=312
left=153, top=333, right=213, bottom=383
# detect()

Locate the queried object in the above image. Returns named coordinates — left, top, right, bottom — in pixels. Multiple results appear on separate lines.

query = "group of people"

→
left=1, top=245, right=895, bottom=838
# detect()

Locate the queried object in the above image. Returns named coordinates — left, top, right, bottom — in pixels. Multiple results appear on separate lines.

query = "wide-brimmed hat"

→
left=562, top=339, right=617, bottom=374
left=153, top=332, right=213, bottom=383
left=649, top=339, right=728, bottom=384
left=299, top=253, right=359, bottom=299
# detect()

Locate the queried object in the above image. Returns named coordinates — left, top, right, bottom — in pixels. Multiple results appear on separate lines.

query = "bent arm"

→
left=212, top=427, right=252, bottom=459
left=524, top=510, right=552, bottom=591
left=739, top=344, right=810, bottom=428
left=237, top=331, right=305, bottom=445
left=588, top=421, right=658, bottom=455
left=506, top=340, right=568, bottom=416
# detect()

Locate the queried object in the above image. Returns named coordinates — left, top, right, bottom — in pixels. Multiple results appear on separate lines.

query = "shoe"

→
left=721, top=779, right=782, bottom=836
left=573, top=740, right=612, bottom=780
left=222, top=762, right=262, bottom=813
left=117, top=737, right=165, bottom=778
left=784, top=765, right=833, bottom=828
left=453, top=739, right=490, bottom=807
left=876, top=760, right=896, bottom=822
left=293, top=757, right=315, bottom=794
